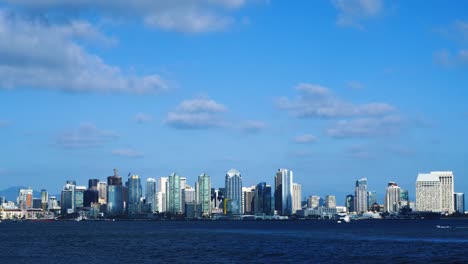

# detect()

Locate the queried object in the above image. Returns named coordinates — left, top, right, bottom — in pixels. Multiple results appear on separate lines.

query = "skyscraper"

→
left=254, top=182, right=272, bottom=215
left=127, top=174, right=143, bottom=216
left=107, top=169, right=124, bottom=216
left=355, top=178, right=368, bottom=213
left=88, top=179, right=99, bottom=190
left=146, top=178, right=157, bottom=213
left=242, top=186, right=255, bottom=215
left=41, top=189, right=48, bottom=211
left=416, top=171, right=454, bottom=213
left=225, top=169, right=242, bottom=215
left=275, top=168, right=293, bottom=216
left=384, top=182, right=401, bottom=213
left=167, top=173, right=182, bottom=214
left=17, top=188, right=33, bottom=210
left=97, top=181, right=107, bottom=204
left=157, top=177, right=168, bottom=212
left=292, top=183, right=302, bottom=214
left=454, top=193, right=465, bottom=213
left=345, top=195, right=354, bottom=213
left=367, top=191, right=377, bottom=207
left=197, top=173, right=211, bottom=217
left=325, top=195, right=336, bottom=209
left=61, top=181, right=75, bottom=215
left=75, top=186, right=86, bottom=209
left=400, top=188, right=409, bottom=207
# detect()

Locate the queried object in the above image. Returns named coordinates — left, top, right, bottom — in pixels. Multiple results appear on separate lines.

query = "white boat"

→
left=436, top=225, right=451, bottom=229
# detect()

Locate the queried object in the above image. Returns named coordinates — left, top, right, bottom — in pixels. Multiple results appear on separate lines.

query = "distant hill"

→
left=0, top=186, right=41, bottom=202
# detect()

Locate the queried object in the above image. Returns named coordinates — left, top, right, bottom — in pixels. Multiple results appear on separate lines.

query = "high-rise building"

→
left=275, top=168, right=293, bottom=216
left=254, top=182, right=272, bottom=215
left=157, top=177, right=168, bottom=213
left=454, top=193, right=465, bottom=213
left=307, top=196, right=320, bottom=209
left=41, top=189, right=48, bottom=211
left=48, top=196, right=59, bottom=210
left=292, top=183, right=302, bottom=214
left=325, top=195, right=336, bottom=209
left=75, top=186, right=86, bottom=209
left=61, top=181, right=76, bottom=215
left=97, top=181, right=107, bottom=204
left=146, top=178, right=157, bottom=213
left=384, top=182, right=401, bottom=213
left=107, top=169, right=124, bottom=216
left=211, top=188, right=223, bottom=209
left=345, top=195, right=354, bottom=213
left=127, top=175, right=142, bottom=205
left=367, top=191, right=377, bottom=208
left=225, top=169, right=242, bottom=215
left=183, top=186, right=196, bottom=203
left=416, top=171, right=454, bottom=213
left=400, top=188, right=409, bottom=207
left=355, top=178, right=368, bottom=213
left=242, top=186, right=255, bottom=215
left=84, top=189, right=98, bottom=207
left=197, top=173, right=211, bottom=217
left=167, top=173, right=182, bottom=214
left=88, top=179, right=99, bottom=190
left=17, top=188, right=33, bottom=210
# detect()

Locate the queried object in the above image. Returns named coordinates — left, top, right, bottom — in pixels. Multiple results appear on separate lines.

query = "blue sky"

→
left=0, top=0, right=467, bottom=202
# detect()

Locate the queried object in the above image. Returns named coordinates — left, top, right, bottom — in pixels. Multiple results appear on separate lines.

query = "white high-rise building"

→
left=157, top=177, right=168, bottom=212
left=275, top=168, right=293, bottom=216
left=325, top=195, right=336, bottom=209
left=292, top=183, right=302, bottom=213
left=416, top=171, right=454, bottom=213
left=355, top=178, right=368, bottom=213
left=225, top=169, right=242, bottom=215
left=97, top=181, right=107, bottom=204
left=146, top=178, right=157, bottom=212
left=242, top=186, right=256, bottom=215
left=384, top=182, right=401, bottom=213
left=307, top=196, right=320, bottom=209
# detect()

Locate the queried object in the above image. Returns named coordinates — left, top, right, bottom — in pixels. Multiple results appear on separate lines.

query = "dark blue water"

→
left=1, top=220, right=468, bottom=263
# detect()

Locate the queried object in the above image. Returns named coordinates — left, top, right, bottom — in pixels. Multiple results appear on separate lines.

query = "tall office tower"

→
left=75, top=186, right=86, bottom=209
left=167, top=173, right=182, bottom=214
left=416, top=171, right=454, bottom=213
left=454, top=193, right=465, bottom=213
left=254, top=182, right=272, bottom=215
left=211, top=188, right=221, bottom=209
left=40, top=189, right=48, bottom=211
left=61, top=181, right=76, bottom=215
left=146, top=178, right=157, bottom=212
left=292, top=183, right=302, bottom=213
left=157, top=177, right=168, bottom=212
left=325, top=195, right=336, bottom=209
left=355, top=178, right=368, bottom=213
left=48, top=196, right=59, bottom=210
left=183, top=186, right=196, bottom=203
left=197, top=173, right=211, bottom=217
left=88, top=179, right=99, bottom=190
left=225, top=169, right=242, bottom=215
left=367, top=191, right=377, bottom=208
left=17, top=188, right=33, bottom=210
left=107, top=169, right=124, bottom=216
left=84, top=188, right=98, bottom=207
left=384, top=182, right=401, bottom=213
left=400, top=188, right=409, bottom=207
left=242, top=186, right=255, bottom=215
left=127, top=175, right=142, bottom=205
left=97, top=181, right=107, bottom=204
left=345, top=195, right=355, bottom=213
left=307, top=196, right=320, bottom=209
left=275, top=168, right=293, bottom=216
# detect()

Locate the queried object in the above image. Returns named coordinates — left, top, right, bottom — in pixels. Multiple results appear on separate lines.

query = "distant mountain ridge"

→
left=0, top=186, right=41, bottom=202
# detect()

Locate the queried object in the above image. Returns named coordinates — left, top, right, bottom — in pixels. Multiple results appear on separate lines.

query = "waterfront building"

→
left=355, top=178, right=368, bottom=213
left=242, top=186, right=255, bottom=215
left=292, top=183, right=302, bottom=214
left=17, top=188, right=33, bottom=210
left=197, top=173, right=211, bottom=217
left=454, top=193, right=465, bottom=213
left=416, top=171, right=454, bottom=213
left=299, top=206, right=338, bottom=219
left=75, top=186, right=86, bottom=209
left=48, top=196, right=59, bottom=210
left=146, top=178, right=157, bottom=213
left=384, top=182, right=401, bottom=213
left=254, top=182, right=272, bottom=215
left=275, top=168, right=293, bottom=216
left=307, top=196, right=320, bottom=209
left=127, top=175, right=142, bottom=205
left=400, top=188, right=409, bottom=207
left=225, top=169, right=242, bottom=215
left=88, top=179, right=99, bottom=190
left=84, top=189, right=98, bottom=207
left=325, top=195, right=336, bottom=209
left=97, top=181, right=107, bottom=204
left=157, top=177, right=168, bottom=212
left=61, top=181, right=76, bottom=215
left=211, top=188, right=222, bottom=209
left=107, top=169, right=124, bottom=216
left=345, top=195, right=354, bottom=213
left=167, top=173, right=182, bottom=214
left=32, top=198, right=42, bottom=209
left=367, top=191, right=377, bottom=209
left=40, top=189, right=48, bottom=211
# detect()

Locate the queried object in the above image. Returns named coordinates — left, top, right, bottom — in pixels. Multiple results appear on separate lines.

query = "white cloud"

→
left=327, top=115, right=403, bottom=138
left=277, top=83, right=395, bottom=118
left=240, top=120, right=267, bottom=133
left=0, top=10, right=169, bottom=93
left=56, top=123, right=118, bottom=148
left=6, top=0, right=251, bottom=33
left=166, top=97, right=228, bottom=129
left=134, top=113, right=153, bottom=124
left=112, top=148, right=144, bottom=158
left=294, top=134, right=318, bottom=144
left=332, top=0, right=384, bottom=29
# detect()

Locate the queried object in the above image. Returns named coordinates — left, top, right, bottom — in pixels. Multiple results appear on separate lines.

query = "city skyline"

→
left=1, top=1, right=467, bottom=199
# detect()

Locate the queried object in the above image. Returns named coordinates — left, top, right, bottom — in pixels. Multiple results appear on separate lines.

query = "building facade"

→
left=454, top=193, right=465, bottom=213
left=416, top=171, right=454, bottom=213
left=384, top=182, right=401, bottom=213
left=275, top=168, right=293, bottom=216
left=355, top=178, right=368, bottom=213
left=292, top=183, right=302, bottom=214
left=225, top=169, right=242, bottom=215
left=325, top=195, right=336, bottom=209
